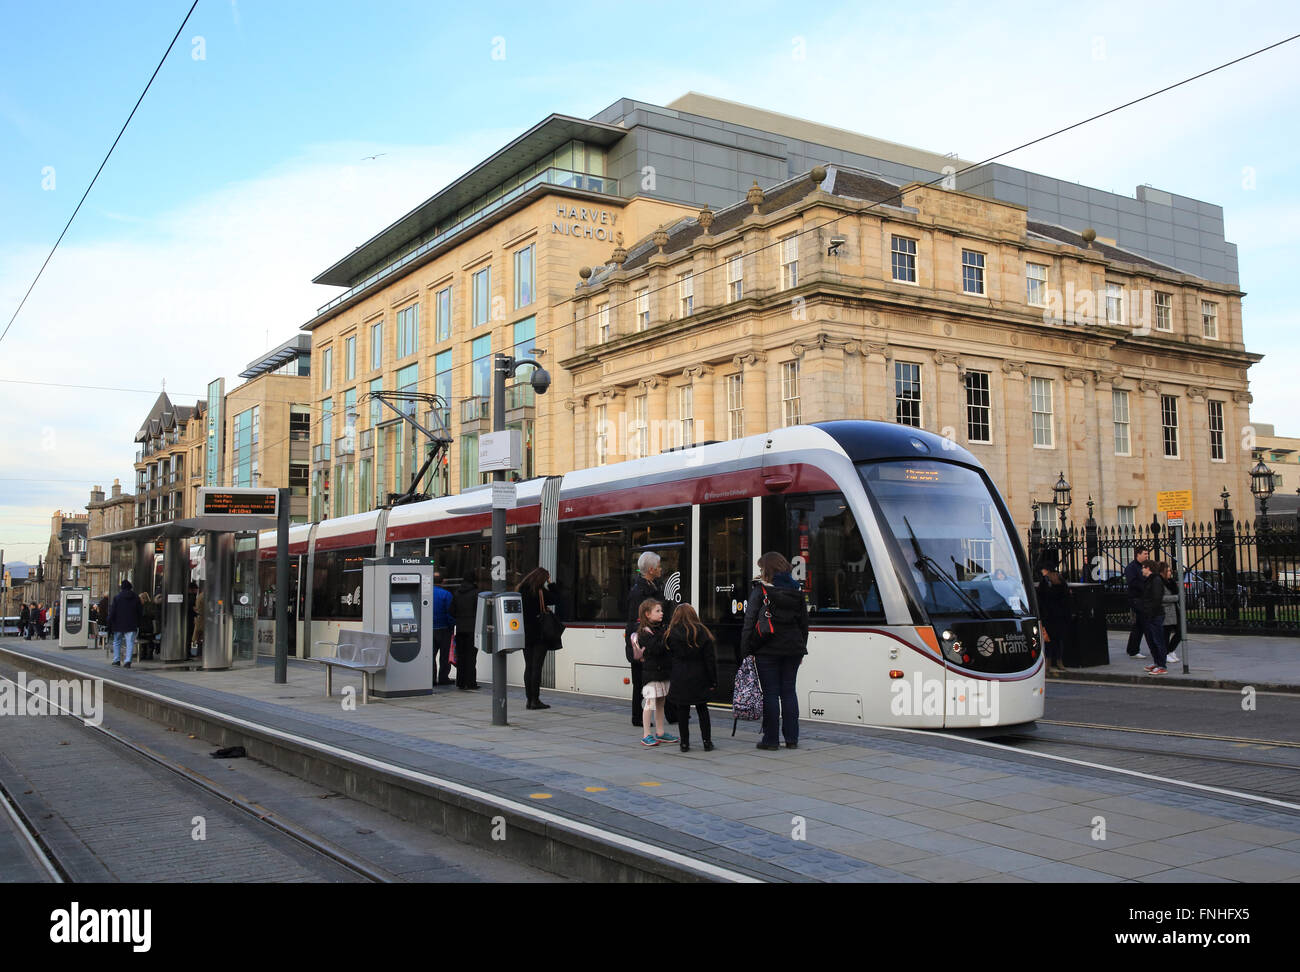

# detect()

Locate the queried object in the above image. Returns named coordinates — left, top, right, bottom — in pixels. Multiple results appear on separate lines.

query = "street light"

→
left=1250, top=459, right=1275, bottom=521
left=1053, top=471, right=1072, bottom=538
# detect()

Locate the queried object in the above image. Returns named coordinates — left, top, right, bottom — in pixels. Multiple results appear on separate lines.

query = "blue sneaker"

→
left=640, top=735, right=659, bottom=747
left=656, top=733, right=678, bottom=743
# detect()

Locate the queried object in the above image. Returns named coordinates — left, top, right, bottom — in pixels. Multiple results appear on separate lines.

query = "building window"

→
left=597, top=303, right=611, bottom=343
left=1112, top=389, right=1131, bottom=456
left=595, top=404, right=608, bottom=465
left=396, top=303, right=419, bottom=358
left=1035, top=502, right=1058, bottom=537
left=894, top=362, right=921, bottom=427
left=1209, top=399, right=1225, bottom=461
left=631, top=394, right=647, bottom=458
left=1026, top=263, right=1048, bottom=306
left=472, top=267, right=491, bottom=327
left=460, top=433, right=480, bottom=489
left=435, top=286, right=452, bottom=342
left=513, top=244, right=534, bottom=308
left=727, top=255, right=743, bottom=302
left=434, top=351, right=452, bottom=428
left=1031, top=377, right=1054, bottom=447
left=470, top=335, right=491, bottom=399
left=344, top=335, right=356, bottom=381
left=965, top=370, right=991, bottom=443
left=678, top=385, right=694, bottom=447
left=781, top=236, right=798, bottom=289
left=1161, top=394, right=1180, bottom=458
left=1201, top=300, right=1218, bottom=339
left=232, top=406, right=259, bottom=487
left=370, top=321, right=383, bottom=370
left=781, top=361, right=800, bottom=426
left=961, top=249, right=985, bottom=295
left=368, top=377, right=384, bottom=426
left=321, top=398, right=333, bottom=460
left=635, top=289, right=649, bottom=330
left=1154, top=292, right=1172, bottom=332
left=891, top=235, right=916, bottom=283
left=322, top=347, right=332, bottom=391
left=726, top=373, right=744, bottom=440
left=678, top=272, right=694, bottom=316
left=1105, top=282, right=1124, bottom=325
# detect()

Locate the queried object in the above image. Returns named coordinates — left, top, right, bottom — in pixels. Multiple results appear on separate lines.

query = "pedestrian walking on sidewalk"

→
left=431, top=572, right=455, bottom=685
left=632, top=598, right=674, bottom=746
left=1037, top=554, right=1070, bottom=671
left=1159, top=562, right=1182, bottom=665
left=107, top=579, right=141, bottom=668
left=1124, top=545, right=1151, bottom=658
left=1140, top=561, right=1169, bottom=674
left=518, top=567, right=556, bottom=710
left=741, top=552, right=809, bottom=751
left=666, top=604, right=717, bottom=752
left=453, top=569, right=484, bottom=689
left=19, top=603, right=29, bottom=639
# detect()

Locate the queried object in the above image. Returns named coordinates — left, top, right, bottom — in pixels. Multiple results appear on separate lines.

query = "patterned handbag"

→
left=731, top=654, right=764, bottom=736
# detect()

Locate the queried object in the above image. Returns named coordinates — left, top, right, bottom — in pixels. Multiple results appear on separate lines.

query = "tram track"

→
left=0, top=669, right=391, bottom=883
left=985, top=721, right=1300, bottom=804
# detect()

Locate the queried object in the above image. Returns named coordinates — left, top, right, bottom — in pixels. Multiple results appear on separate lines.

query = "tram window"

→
left=762, top=493, right=885, bottom=622
left=558, top=509, right=688, bottom=622
left=392, top=539, right=427, bottom=558
left=506, top=528, right=540, bottom=591
left=311, top=544, right=369, bottom=620
left=430, top=537, right=486, bottom=586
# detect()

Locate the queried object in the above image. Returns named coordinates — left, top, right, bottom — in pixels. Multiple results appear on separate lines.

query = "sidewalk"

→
left=1054, top=631, right=1299, bottom=693
left=4, top=638, right=1299, bottom=883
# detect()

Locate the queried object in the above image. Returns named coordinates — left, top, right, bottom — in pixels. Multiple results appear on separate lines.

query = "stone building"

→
left=133, top=392, right=208, bottom=526
left=86, top=480, right=135, bottom=599
left=567, top=166, right=1256, bottom=527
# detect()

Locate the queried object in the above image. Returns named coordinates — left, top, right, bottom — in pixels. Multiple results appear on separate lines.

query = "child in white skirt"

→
left=633, top=598, right=675, bottom=746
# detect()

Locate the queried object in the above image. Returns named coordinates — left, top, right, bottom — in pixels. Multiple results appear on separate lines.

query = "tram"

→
left=256, top=421, right=1044, bottom=728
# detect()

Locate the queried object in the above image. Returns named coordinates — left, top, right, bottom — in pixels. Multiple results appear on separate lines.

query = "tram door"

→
left=231, top=536, right=258, bottom=665
left=699, top=501, right=751, bottom=704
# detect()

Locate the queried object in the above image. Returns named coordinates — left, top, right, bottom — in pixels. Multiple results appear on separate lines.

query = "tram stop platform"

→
left=1054, top=630, right=1300, bottom=694
left=3, top=638, right=1299, bottom=883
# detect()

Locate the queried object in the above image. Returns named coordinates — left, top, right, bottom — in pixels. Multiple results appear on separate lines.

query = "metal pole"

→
left=275, top=487, right=289, bottom=684
left=491, top=353, right=509, bottom=727
left=1174, top=521, right=1189, bottom=674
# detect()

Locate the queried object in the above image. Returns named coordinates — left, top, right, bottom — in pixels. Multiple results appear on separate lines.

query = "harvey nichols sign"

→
left=552, top=203, right=619, bottom=241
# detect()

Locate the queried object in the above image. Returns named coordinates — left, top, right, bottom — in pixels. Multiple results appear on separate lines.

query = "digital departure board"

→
left=198, top=488, right=279, bottom=517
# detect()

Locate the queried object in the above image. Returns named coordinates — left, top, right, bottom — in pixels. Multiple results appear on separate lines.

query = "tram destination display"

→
left=197, top=487, right=279, bottom=517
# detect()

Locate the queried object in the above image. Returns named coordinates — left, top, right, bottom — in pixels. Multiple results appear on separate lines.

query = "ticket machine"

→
left=362, top=557, right=434, bottom=698
left=58, top=587, right=91, bottom=650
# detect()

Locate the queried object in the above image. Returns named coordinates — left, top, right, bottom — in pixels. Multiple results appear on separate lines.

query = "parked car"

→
left=1238, top=570, right=1300, bottom=606
left=1183, top=570, right=1249, bottom=610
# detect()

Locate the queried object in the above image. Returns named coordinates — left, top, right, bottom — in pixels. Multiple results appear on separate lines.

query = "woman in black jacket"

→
left=740, top=552, right=809, bottom=751
left=666, top=604, right=717, bottom=752
left=1140, top=561, right=1169, bottom=672
left=453, top=569, right=484, bottom=689
left=1036, top=564, right=1070, bottom=672
left=518, top=567, right=556, bottom=709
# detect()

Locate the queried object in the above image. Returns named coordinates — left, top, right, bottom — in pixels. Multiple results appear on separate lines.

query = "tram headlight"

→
left=941, top=629, right=953, bottom=641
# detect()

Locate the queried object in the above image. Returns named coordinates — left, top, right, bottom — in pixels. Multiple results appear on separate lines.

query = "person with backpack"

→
left=631, top=598, right=675, bottom=747
left=740, top=552, right=809, bottom=750
left=665, top=603, right=717, bottom=752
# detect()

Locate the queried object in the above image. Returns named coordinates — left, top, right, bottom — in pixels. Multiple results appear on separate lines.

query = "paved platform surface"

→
left=4, top=637, right=1300, bottom=883
left=1057, top=631, right=1298, bottom=692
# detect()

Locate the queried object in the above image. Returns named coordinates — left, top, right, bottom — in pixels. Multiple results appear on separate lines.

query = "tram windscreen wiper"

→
left=901, top=516, right=992, bottom=620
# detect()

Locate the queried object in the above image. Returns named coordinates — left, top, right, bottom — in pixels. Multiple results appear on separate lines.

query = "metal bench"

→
left=313, top=630, right=390, bottom=704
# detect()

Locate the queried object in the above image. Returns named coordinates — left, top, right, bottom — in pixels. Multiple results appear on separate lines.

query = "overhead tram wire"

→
left=0, top=0, right=201, bottom=349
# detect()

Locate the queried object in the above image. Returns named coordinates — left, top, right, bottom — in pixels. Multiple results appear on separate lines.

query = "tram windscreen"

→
left=859, top=461, right=1030, bottom=619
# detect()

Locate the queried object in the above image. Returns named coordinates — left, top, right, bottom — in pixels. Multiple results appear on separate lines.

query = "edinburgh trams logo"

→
left=976, top=635, right=996, bottom=657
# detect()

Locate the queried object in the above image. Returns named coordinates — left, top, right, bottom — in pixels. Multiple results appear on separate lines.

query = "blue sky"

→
left=1, top=0, right=1298, bottom=559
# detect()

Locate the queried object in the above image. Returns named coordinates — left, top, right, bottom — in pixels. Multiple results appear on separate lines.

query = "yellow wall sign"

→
left=1157, top=490, right=1192, bottom=513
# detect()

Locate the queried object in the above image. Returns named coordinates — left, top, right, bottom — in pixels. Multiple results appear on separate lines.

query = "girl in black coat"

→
left=666, top=604, right=718, bottom=752
left=632, top=598, right=674, bottom=746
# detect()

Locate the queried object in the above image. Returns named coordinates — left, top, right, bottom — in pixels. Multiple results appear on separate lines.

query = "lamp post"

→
left=1053, top=472, right=1072, bottom=577
left=490, top=351, right=550, bottom=726
left=1250, top=459, right=1275, bottom=522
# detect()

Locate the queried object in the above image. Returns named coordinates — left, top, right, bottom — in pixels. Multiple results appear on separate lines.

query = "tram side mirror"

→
left=530, top=367, right=551, bottom=395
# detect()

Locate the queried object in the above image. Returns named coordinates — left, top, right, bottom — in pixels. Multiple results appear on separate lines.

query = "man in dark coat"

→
left=431, top=572, right=455, bottom=685
left=107, top=579, right=142, bottom=668
left=625, top=551, right=667, bottom=727
left=19, top=603, right=30, bottom=639
left=1123, top=545, right=1151, bottom=658
left=453, top=569, right=484, bottom=689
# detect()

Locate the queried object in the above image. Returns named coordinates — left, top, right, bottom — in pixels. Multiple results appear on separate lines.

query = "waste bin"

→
left=1064, top=582, right=1109, bottom=667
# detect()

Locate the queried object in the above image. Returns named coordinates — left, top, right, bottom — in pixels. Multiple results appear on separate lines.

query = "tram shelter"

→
left=95, top=496, right=279, bottom=670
